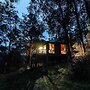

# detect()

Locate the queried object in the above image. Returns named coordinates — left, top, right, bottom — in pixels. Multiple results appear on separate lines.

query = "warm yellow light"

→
left=38, top=45, right=46, bottom=54
left=43, top=45, right=46, bottom=49
left=38, top=46, right=43, bottom=50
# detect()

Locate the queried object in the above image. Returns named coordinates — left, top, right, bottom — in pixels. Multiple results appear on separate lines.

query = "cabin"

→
left=28, top=41, right=68, bottom=66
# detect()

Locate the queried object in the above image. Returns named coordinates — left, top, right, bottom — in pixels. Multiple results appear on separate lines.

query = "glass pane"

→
left=49, top=43, right=55, bottom=54
left=61, top=44, right=66, bottom=54
left=38, top=45, right=46, bottom=54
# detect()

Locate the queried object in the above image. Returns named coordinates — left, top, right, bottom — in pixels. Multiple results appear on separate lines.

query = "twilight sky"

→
left=14, top=0, right=30, bottom=18
left=0, top=0, right=30, bottom=18
left=0, top=0, right=49, bottom=40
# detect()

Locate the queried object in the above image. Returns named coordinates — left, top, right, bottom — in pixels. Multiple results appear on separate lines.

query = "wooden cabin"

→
left=29, top=41, right=68, bottom=65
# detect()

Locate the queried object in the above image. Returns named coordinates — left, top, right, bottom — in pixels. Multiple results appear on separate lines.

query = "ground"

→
left=0, top=63, right=90, bottom=90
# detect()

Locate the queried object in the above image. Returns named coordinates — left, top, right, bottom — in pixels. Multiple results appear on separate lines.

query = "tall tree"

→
left=72, top=0, right=87, bottom=52
left=0, top=1, right=21, bottom=52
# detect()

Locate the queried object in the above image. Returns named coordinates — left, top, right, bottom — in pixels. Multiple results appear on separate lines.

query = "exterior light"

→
left=38, top=46, right=43, bottom=50
left=43, top=45, right=46, bottom=49
left=38, top=45, right=46, bottom=54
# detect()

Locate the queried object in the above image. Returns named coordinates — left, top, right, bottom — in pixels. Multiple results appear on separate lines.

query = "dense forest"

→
left=0, top=1, right=89, bottom=50
left=0, top=0, right=90, bottom=90
left=0, top=0, right=90, bottom=69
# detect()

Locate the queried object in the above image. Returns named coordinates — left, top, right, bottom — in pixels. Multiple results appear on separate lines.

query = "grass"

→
left=0, top=63, right=90, bottom=90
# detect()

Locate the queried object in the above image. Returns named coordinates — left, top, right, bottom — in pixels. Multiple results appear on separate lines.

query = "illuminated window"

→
left=49, top=43, right=55, bottom=54
left=38, top=45, right=46, bottom=54
left=61, top=44, right=66, bottom=54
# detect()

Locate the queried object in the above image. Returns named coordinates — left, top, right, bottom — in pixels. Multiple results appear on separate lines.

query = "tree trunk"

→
left=8, top=41, right=11, bottom=53
left=73, top=0, right=86, bottom=52
left=59, top=3, right=72, bottom=60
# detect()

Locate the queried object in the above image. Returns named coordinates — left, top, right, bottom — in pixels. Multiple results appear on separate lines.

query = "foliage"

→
left=0, top=1, right=21, bottom=51
left=0, top=0, right=89, bottom=51
left=72, top=52, right=90, bottom=81
left=0, top=64, right=90, bottom=90
left=0, top=0, right=90, bottom=77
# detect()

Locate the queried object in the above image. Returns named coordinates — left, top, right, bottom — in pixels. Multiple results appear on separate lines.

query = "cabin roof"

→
left=33, top=40, right=66, bottom=44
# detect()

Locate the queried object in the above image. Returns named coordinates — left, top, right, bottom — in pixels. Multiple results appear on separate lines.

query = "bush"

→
left=72, top=52, right=90, bottom=81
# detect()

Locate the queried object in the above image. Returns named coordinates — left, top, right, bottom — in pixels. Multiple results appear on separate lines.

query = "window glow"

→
left=38, top=45, right=46, bottom=54
left=38, top=46, right=43, bottom=50
left=61, top=44, right=66, bottom=54
left=49, top=43, right=55, bottom=54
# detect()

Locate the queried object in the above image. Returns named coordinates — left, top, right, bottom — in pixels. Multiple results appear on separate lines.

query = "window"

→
left=60, top=44, right=66, bottom=54
left=49, top=43, right=55, bottom=54
left=38, top=45, right=46, bottom=54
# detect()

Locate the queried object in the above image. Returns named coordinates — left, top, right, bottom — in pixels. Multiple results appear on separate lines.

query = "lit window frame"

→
left=38, top=44, right=46, bottom=54
left=60, top=44, right=66, bottom=54
left=48, top=43, right=55, bottom=54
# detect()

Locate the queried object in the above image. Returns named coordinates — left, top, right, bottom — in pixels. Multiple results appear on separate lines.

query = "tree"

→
left=0, top=1, right=21, bottom=52
left=84, top=0, right=90, bottom=20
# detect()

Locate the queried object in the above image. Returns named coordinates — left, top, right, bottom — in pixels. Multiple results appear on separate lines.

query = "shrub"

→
left=72, top=52, right=90, bottom=81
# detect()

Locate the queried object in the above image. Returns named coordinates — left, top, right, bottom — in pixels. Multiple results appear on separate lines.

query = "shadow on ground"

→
left=0, top=67, right=48, bottom=90
left=0, top=64, right=90, bottom=90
